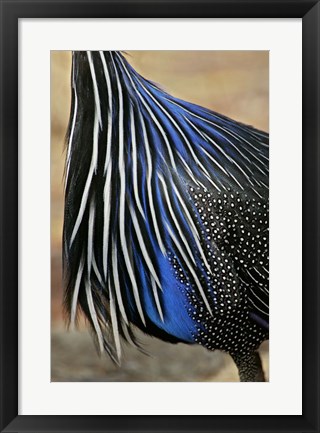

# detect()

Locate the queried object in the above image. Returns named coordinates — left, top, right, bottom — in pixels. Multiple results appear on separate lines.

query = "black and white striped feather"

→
left=63, top=51, right=269, bottom=363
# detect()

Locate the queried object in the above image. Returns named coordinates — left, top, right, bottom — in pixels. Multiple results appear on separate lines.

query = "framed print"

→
left=0, top=1, right=319, bottom=432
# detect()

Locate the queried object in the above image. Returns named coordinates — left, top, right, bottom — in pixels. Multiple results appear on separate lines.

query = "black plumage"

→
left=63, top=51, right=269, bottom=381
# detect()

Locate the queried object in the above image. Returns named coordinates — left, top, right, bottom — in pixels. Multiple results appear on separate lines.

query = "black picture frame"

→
left=1, top=1, right=319, bottom=432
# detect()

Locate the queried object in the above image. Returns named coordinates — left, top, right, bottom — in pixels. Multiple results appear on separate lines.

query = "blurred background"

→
left=51, top=51, right=269, bottom=382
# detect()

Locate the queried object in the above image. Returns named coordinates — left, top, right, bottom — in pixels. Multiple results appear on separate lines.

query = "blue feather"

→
left=63, top=51, right=269, bottom=364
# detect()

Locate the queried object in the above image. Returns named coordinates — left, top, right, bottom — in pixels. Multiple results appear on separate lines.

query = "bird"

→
left=63, top=51, right=269, bottom=382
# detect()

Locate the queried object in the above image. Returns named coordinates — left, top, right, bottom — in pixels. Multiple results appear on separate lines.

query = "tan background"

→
left=51, top=51, right=269, bottom=381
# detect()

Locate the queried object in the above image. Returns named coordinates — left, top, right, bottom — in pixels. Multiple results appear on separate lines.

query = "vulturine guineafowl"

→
left=63, top=51, right=269, bottom=382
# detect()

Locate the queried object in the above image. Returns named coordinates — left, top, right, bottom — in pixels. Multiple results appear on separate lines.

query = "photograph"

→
left=51, top=50, right=269, bottom=382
